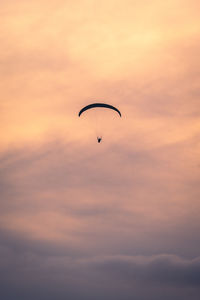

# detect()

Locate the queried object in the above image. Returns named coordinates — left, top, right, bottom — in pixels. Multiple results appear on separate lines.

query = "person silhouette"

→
left=97, top=136, right=102, bottom=143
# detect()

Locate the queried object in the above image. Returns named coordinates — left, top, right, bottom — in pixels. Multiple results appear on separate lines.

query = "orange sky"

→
left=1, top=1, right=200, bottom=299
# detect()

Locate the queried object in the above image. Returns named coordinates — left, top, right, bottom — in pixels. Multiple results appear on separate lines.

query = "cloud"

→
left=90, top=254, right=200, bottom=286
left=0, top=139, right=200, bottom=260
left=0, top=244, right=200, bottom=300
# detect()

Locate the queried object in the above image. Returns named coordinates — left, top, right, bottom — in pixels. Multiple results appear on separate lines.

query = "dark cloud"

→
left=0, top=241, right=200, bottom=300
left=90, top=254, right=200, bottom=286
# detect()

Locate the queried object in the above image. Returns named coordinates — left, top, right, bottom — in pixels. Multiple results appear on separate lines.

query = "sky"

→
left=1, top=0, right=200, bottom=299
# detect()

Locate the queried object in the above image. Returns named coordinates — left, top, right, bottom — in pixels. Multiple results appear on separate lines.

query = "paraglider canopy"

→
left=78, top=103, right=121, bottom=117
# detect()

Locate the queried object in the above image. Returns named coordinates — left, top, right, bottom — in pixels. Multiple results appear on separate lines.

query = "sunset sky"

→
left=1, top=1, right=200, bottom=299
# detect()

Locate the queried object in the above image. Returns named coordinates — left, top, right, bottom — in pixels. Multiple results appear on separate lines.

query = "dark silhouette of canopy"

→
left=78, top=103, right=121, bottom=117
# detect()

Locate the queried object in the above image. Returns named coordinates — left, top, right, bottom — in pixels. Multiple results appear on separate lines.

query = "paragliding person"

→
left=97, top=136, right=102, bottom=143
left=78, top=103, right=121, bottom=143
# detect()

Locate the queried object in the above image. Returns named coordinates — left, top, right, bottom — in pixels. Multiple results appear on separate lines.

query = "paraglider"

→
left=78, top=103, right=121, bottom=143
